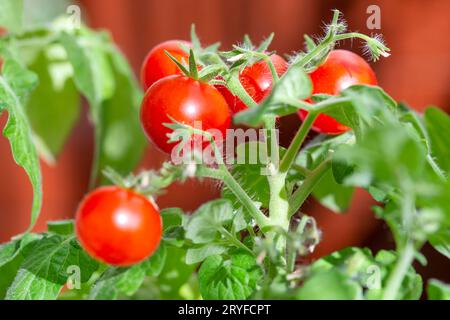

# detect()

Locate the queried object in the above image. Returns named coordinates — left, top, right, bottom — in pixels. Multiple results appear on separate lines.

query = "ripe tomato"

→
left=217, top=54, right=288, bottom=114
left=75, top=186, right=162, bottom=266
left=141, top=75, right=231, bottom=154
left=299, top=49, right=378, bottom=135
left=140, top=40, right=191, bottom=91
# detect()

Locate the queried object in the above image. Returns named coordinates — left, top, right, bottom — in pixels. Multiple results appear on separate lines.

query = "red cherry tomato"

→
left=299, top=49, right=378, bottom=135
left=75, top=186, right=162, bottom=266
left=141, top=75, right=231, bottom=154
left=217, top=54, right=288, bottom=114
left=140, top=40, right=191, bottom=91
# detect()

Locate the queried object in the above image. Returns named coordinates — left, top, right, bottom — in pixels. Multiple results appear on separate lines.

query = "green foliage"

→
left=184, top=199, right=251, bottom=264
left=198, top=251, right=263, bottom=300
left=89, top=244, right=166, bottom=300
left=5, top=234, right=99, bottom=300
left=427, top=279, right=450, bottom=300
left=25, top=48, right=80, bottom=162
left=0, top=10, right=145, bottom=229
left=0, top=48, right=42, bottom=230
left=298, top=247, right=422, bottom=300
left=424, top=107, right=450, bottom=174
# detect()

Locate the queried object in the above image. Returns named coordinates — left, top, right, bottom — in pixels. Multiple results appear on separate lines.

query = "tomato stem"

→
left=264, top=117, right=280, bottom=167
left=222, top=169, right=270, bottom=228
left=279, top=111, right=317, bottom=173
left=219, top=226, right=254, bottom=255
left=226, top=70, right=258, bottom=109
left=260, top=54, right=280, bottom=83
left=288, top=158, right=331, bottom=217
left=382, top=241, right=416, bottom=300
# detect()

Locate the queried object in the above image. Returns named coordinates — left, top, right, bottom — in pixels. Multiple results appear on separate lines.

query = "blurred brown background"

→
left=1, top=0, right=449, bottom=282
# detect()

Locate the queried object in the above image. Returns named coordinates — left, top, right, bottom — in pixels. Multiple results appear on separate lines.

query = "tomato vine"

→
left=0, top=4, right=449, bottom=301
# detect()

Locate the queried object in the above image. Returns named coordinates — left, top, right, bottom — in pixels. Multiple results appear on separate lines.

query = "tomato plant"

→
left=76, top=186, right=162, bottom=266
left=0, top=5, right=449, bottom=302
left=299, top=49, right=378, bottom=134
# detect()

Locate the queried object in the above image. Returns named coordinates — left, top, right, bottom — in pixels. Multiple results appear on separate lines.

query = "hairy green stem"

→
left=222, top=169, right=270, bottom=228
left=280, top=112, right=317, bottom=173
left=427, top=154, right=447, bottom=181
left=261, top=54, right=280, bottom=83
left=226, top=71, right=258, bottom=108
left=288, top=159, right=332, bottom=217
left=197, top=166, right=269, bottom=228
left=382, top=241, right=416, bottom=300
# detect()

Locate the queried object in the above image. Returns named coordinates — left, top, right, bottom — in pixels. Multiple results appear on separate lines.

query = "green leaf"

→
left=312, top=169, right=354, bottom=212
left=47, top=219, right=74, bottom=236
left=429, top=229, right=450, bottom=259
left=234, top=65, right=312, bottom=126
left=0, top=0, right=23, bottom=33
left=427, top=279, right=450, bottom=300
left=89, top=265, right=147, bottom=300
left=152, top=246, right=197, bottom=299
left=59, top=30, right=145, bottom=185
left=161, top=207, right=184, bottom=230
left=0, top=234, right=43, bottom=299
left=324, top=85, right=397, bottom=137
left=0, top=233, right=41, bottom=269
left=296, top=269, right=362, bottom=300
left=144, top=243, right=167, bottom=277
left=334, top=124, right=426, bottom=187
left=184, top=199, right=234, bottom=244
left=59, top=31, right=114, bottom=107
left=161, top=207, right=186, bottom=247
left=424, top=107, right=450, bottom=174
left=306, top=247, right=422, bottom=300
left=186, top=244, right=228, bottom=265
left=6, top=235, right=99, bottom=300
left=198, top=251, right=263, bottom=300
left=25, top=47, right=80, bottom=162
left=89, top=243, right=166, bottom=300
left=94, top=45, right=146, bottom=183
left=0, top=50, right=42, bottom=230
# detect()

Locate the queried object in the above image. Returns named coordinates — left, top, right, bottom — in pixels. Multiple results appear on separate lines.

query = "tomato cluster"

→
left=76, top=39, right=378, bottom=267
left=139, top=42, right=378, bottom=150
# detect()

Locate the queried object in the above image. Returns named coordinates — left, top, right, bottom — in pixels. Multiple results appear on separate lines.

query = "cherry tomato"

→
left=140, top=40, right=191, bottom=91
left=217, top=54, right=288, bottom=114
left=75, top=186, right=162, bottom=266
left=299, top=49, right=378, bottom=135
left=141, top=75, right=231, bottom=154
